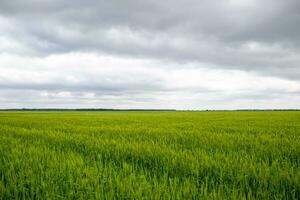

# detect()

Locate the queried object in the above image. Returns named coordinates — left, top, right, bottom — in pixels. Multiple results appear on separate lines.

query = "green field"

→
left=0, top=111, right=299, bottom=199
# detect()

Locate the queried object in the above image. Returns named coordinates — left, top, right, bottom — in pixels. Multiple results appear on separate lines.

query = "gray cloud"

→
left=0, top=0, right=300, bottom=109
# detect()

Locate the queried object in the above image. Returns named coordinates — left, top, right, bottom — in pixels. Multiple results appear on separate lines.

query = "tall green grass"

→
left=0, top=111, right=299, bottom=199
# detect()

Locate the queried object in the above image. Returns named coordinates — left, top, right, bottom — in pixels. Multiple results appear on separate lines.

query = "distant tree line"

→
left=0, top=108, right=177, bottom=112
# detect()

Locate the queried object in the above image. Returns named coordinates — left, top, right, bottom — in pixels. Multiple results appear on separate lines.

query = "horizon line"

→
left=0, top=108, right=300, bottom=112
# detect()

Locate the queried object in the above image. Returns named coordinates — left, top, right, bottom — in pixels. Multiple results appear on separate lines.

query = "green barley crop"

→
left=0, top=111, right=299, bottom=199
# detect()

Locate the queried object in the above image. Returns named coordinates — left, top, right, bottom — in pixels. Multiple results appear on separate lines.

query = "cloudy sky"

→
left=0, top=0, right=300, bottom=109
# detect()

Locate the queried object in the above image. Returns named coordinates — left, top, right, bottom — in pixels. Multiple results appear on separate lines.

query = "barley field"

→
left=0, top=111, right=299, bottom=199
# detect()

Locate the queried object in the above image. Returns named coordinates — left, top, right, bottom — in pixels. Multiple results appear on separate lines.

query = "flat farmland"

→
left=0, top=111, right=299, bottom=199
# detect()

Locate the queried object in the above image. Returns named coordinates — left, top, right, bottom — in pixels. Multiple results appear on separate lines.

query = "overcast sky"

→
left=0, top=0, right=299, bottom=109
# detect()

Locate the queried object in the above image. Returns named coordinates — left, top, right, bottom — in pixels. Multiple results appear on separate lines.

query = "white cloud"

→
left=0, top=53, right=299, bottom=109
